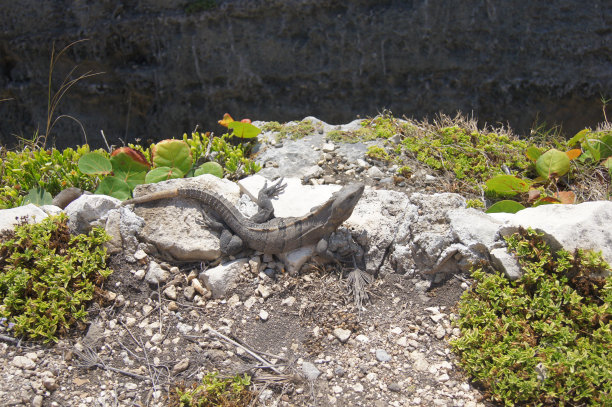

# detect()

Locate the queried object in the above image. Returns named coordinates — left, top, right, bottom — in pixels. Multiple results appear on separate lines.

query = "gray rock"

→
left=12, top=355, right=36, bottom=370
left=199, top=258, right=248, bottom=298
left=172, top=358, right=190, bottom=374
left=163, top=285, right=177, bottom=300
left=145, top=261, right=169, bottom=285
left=366, top=166, right=385, bottom=180
left=375, top=349, right=391, bottom=362
left=500, top=201, right=612, bottom=267
left=345, top=188, right=414, bottom=274
left=0, top=204, right=48, bottom=233
left=388, top=382, right=401, bottom=392
left=302, top=362, right=321, bottom=380
left=333, top=328, right=352, bottom=343
left=490, top=247, right=523, bottom=280
left=65, top=194, right=121, bottom=234
left=127, top=175, right=240, bottom=261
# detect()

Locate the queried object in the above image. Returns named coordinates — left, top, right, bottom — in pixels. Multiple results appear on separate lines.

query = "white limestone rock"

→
left=199, top=258, right=248, bottom=298
left=500, top=201, right=612, bottom=266
left=0, top=204, right=49, bottom=232
left=65, top=194, right=121, bottom=234
left=127, top=174, right=240, bottom=261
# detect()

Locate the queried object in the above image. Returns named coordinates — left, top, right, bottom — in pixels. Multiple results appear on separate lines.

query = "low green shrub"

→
left=0, top=214, right=112, bottom=342
left=169, top=372, right=254, bottom=407
left=452, top=228, right=611, bottom=406
left=0, top=145, right=97, bottom=209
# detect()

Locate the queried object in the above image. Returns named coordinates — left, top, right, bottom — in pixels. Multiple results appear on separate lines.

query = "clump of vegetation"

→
left=1, top=114, right=261, bottom=206
left=400, top=121, right=530, bottom=191
left=169, top=372, right=255, bottom=407
left=0, top=145, right=97, bottom=209
left=327, top=111, right=411, bottom=143
left=365, top=145, right=390, bottom=161
left=0, top=214, right=112, bottom=342
left=261, top=119, right=321, bottom=141
left=452, top=228, right=611, bottom=406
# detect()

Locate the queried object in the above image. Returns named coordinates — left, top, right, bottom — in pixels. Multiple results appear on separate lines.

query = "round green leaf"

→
left=95, top=177, right=131, bottom=200
left=485, top=175, right=530, bottom=196
left=145, top=167, right=184, bottom=184
left=22, top=187, right=53, bottom=206
left=227, top=121, right=261, bottom=139
left=194, top=162, right=224, bottom=178
left=525, top=146, right=542, bottom=162
left=536, top=149, right=570, bottom=178
left=151, top=140, right=192, bottom=175
left=485, top=200, right=526, bottom=214
left=78, top=152, right=112, bottom=175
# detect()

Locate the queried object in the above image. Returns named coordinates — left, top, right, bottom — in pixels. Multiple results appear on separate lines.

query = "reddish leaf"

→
left=218, top=113, right=234, bottom=127
left=527, top=189, right=541, bottom=203
left=110, top=147, right=150, bottom=168
left=555, top=191, right=576, bottom=204
left=240, top=118, right=251, bottom=124
left=565, top=149, right=582, bottom=160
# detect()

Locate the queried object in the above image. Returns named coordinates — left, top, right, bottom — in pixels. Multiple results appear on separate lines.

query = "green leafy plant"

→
left=261, top=118, right=320, bottom=141
left=169, top=372, right=255, bottom=407
left=0, top=214, right=112, bottom=342
left=0, top=145, right=97, bottom=209
left=484, top=146, right=582, bottom=213
left=568, top=129, right=612, bottom=178
left=366, top=145, right=390, bottom=161
left=452, top=228, right=611, bottom=406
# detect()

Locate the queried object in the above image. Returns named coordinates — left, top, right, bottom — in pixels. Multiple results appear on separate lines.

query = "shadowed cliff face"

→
left=1, top=0, right=611, bottom=148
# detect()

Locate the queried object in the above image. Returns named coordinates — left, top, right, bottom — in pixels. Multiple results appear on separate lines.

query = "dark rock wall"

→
left=1, top=0, right=611, bottom=148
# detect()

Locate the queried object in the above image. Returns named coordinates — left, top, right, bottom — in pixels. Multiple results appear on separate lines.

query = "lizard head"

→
left=330, top=183, right=365, bottom=224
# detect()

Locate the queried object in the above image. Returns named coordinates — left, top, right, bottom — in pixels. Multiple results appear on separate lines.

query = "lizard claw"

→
left=261, top=177, right=286, bottom=200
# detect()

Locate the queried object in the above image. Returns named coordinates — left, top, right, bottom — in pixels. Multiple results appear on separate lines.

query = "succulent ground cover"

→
left=452, top=228, right=611, bottom=406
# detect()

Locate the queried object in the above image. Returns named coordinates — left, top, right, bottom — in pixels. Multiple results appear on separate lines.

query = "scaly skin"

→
left=121, top=183, right=365, bottom=254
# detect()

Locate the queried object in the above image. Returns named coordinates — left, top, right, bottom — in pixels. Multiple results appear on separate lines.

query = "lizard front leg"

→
left=249, top=178, right=286, bottom=223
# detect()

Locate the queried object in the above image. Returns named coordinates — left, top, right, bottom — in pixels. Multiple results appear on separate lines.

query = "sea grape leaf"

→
left=194, top=162, right=224, bottom=178
left=565, top=149, right=582, bottom=160
left=218, top=113, right=234, bottom=127
left=485, top=200, right=526, bottom=214
left=22, top=187, right=53, bottom=206
left=151, top=140, right=192, bottom=175
left=227, top=121, right=261, bottom=139
left=78, top=152, right=112, bottom=175
left=485, top=175, right=530, bottom=196
left=536, top=149, right=570, bottom=178
left=525, top=146, right=542, bottom=162
left=95, top=177, right=131, bottom=200
left=145, top=167, right=184, bottom=184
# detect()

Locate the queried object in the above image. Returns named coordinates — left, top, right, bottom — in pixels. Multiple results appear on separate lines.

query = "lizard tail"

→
left=121, top=188, right=180, bottom=206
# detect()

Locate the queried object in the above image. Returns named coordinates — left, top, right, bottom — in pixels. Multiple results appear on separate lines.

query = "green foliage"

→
left=194, top=162, right=223, bottom=178
left=23, top=187, right=53, bottom=206
left=145, top=166, right=184, bottom=184
left=227, top=121, right=261, bottom=139
left=485, top=175, right=531, bottom=197
left=264, top=119, right=321, bottom=141
left=400, top=124, right=530, bottom=190
left=452, top=228, right=611, bottom=406
left=0, top=214, right=112, bottom=342
left=171, top=372, right=254, bottom=407
left=152, top=139, right=193, bottom=176
left=465, top=199, right=485, bottom=209
left=397, top=165, right=412, bottom=178
left=485, top=199, right=526, bottom=214
left=366, top=145, right=390, bottom=161
left=535, top=148, right=571, bottom=179
left=0, top=145, right=97, bottom=209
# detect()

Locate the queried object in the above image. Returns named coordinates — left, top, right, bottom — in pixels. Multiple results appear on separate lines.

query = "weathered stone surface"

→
left=500, top=201, right=612, bottom=266
left=490, top=248, right=522, bottom=281
left=199, top=258, right=248, bottom=298
left=2, top=1, right=608, bottom=149
left=64, top=194, right=121, bottom=234
left=345, top=188, right=414, bottom=274
left=0, top=204, right=48, bottom=232
left=126, top=175, right=240, bottom=261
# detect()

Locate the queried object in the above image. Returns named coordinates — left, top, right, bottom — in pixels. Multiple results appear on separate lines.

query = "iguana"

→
left=121, top=180, right=365, bottom=255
